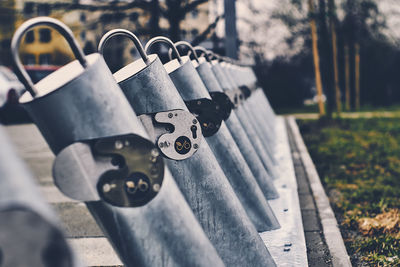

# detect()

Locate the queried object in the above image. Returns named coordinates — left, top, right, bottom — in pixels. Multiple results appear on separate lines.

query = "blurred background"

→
left=1, top=0, right=400, bottom=114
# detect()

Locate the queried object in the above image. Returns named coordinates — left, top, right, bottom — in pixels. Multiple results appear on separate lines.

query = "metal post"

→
left=224, top=0, right=238, bottom=59
left=99, top=31, right=276, bottom=267
left=210, top=59, right=279, bottom=180
left=168, top=42, right=280, bottom=232
left=0, top=125, right=81, bottom=267
left=12, top=18, right=224, bottom=267
left=192, top=47, right=279, bottom=200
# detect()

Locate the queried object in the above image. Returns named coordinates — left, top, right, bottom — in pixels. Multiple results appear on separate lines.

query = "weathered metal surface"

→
left=0, top=126, right=81, bottom=267
left=221, top=63, right=278, bottom=170
left=114, top=37, right=276, bottom=264
left=228, top=66, right=276, bottom=152
left=203, top=59, right=278, bottom=199
left=13, top=20, right=223, bottom=267
left=166, top=55, right=280, bottom=231
left=210, top=60, right=279, bottom=181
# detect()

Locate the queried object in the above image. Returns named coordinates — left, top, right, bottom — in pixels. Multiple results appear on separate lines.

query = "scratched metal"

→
left=222, top=64, right=278, bottom=168
left=167, top=56, right=280, bottom=231
left=211, top=61, right=279, bottom=180
left=197, top=59, right=279, bottom=200
left=0, top=126, right=81, bottom=267
left=116, top=54, right=276, bottom=267
left=229, top=67, right=276, bottom=154
left=19, top=52, right=223, bottom=267
left=259, top=117, right=308, bottom=267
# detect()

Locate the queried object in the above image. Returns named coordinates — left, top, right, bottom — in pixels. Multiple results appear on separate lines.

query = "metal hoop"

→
left=173, top=41, right=199, bottom=63
left=193, top=46, right=211, bottom=62
left=144, top=36, right=182, bottom=64
left=11, top=17, right=87, bottom=97
left=98, top=29, right=150, bottom=64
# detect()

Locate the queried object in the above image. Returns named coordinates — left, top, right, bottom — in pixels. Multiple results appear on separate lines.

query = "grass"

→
left=298, top=118, right=400, bottom=266
left=276, top=104, right=400, bottom=116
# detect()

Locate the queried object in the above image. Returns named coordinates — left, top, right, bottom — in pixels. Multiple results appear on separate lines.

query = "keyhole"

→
left=191, top=125, right=198, bottom=139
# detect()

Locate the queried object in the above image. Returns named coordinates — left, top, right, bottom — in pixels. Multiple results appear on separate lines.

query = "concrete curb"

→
left=287, top=117, right=352, bottom=267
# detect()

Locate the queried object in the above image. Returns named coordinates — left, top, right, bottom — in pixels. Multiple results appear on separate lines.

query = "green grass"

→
left=276, top=104, right=400, bottom=115
left=299, top=118, right=400, bottom=266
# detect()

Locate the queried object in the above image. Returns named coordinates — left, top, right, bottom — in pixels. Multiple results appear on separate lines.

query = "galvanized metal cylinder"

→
left=227, top=67, right=276, bottom=158
left=114, top=50, right=276, bottom=266
left=222, top=63, right=277, bottom=163
left=229, top=65, right=276, bottom=146
left=211, top=60, right=279, bottom=180
left=166, top=55, right=280, bottom=231
left=13, top=19, right=223, bottom=267
left=0, top=126, right=81, bottom=267
left=196, top=59, right=279, bottom=199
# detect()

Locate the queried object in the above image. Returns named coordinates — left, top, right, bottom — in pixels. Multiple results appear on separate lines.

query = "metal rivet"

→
left=115, top=140, right=123, bottom=149
left=103, top=183, right=111, bottom=193
left=153, top=183, right=160, bottom=192
left=192, top=119, right=197, bottom=124
left=168, top=113, right=173, bottom=118
left=151, top=148, right=159, bottom=157
left=159, top=142, right=164, bottom=148
left=193, top=144, right=199, bottom=149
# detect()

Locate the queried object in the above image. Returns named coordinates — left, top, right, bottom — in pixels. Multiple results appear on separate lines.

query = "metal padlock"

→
left=192, top=47, right=279, bottom=200
left=221, top=61, right=278, bottom=170
left=212, top=57, right=279, bottom=180
left=12, top=18, right=223, bottom=267
left=0, top=126, right=81, bottom=267
left=167, top=40, right=279, bottom=229
left=99, top=30, right=276, bottom=267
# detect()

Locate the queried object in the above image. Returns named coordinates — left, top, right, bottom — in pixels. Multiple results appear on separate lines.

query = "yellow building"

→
left=0, top=0, right=211, bottom=69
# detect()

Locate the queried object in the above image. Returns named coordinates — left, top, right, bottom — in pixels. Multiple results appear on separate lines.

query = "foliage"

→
left=299, top=118, right=400, bottom=266
left=256, top=0, right=400, bottom=110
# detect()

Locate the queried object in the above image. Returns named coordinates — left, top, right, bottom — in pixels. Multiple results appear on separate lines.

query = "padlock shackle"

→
left=144, top=36, right=182, bottom=64
left=11, top=17, right=87, bottom=97
left=174, top=41, right=199, bottom=63
left=193, top=46, right=211, bottom=62
left=98, top=29, right=150, bottom=65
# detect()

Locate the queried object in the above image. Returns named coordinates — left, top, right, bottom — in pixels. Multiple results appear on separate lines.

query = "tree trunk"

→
left=318, top=0, right=334, bottom=117
left=328, top=0, right=341, bottom=114
left=308, top=0, right=326, bottom=116
left=344, top=44, right=351, bottom=111
left=166, top=0, right=182, bottom=41
left=149, top=0, right=161, bottom=37
left=355, top=42, right=360, bottom=110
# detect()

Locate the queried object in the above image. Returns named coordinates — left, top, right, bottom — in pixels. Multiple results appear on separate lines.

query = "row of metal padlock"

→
left=0, top=16, right=281, bottom=267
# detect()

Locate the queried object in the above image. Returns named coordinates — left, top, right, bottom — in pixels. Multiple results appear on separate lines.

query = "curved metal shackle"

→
left=174, top=41, right=199, bottom=63
left=98, top=29, right=150, bottom=65
left=144, top=36, right=182, bottom=64
left=193, top=46, right=212, bottom=62
left=207, top=50, right=221, bottom=62
left=11, top=17, right=88, bottom=97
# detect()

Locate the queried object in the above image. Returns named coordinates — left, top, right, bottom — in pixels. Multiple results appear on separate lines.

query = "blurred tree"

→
left=309, top=0, right=326, bottom=115
left=328, top=0, right=342, bottom=113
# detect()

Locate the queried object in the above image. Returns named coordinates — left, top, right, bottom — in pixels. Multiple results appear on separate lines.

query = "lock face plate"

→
left=209, top=91, right=233, bottom=121
left=185, top=98, right=223, bottom=137
left=239, top=85, right=251, bottom=99
left=224, top=89, right=244, bottom=108
left=154, top=109, right=202, bottom=160
left=93, top=134, right=164, bottom=207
